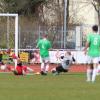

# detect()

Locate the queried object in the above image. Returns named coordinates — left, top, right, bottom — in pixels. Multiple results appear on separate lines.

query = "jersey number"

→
left=42, top=45, right=45, bottom=49
left=93, top=38, right=98, bottom=45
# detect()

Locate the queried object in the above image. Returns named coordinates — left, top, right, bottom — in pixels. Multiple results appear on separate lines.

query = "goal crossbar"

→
left=0, top=13, right=18, bottom=17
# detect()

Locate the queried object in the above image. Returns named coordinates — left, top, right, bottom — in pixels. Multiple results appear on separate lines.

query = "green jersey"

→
left=87, top=33, right=100, bottom=57
left=37, top=39, right=51, bottom=58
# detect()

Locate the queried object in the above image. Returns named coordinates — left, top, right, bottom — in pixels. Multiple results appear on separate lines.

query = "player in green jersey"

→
left=36, top=34, right=51, bottom=75
left=84, top=25, right=100, bottom=82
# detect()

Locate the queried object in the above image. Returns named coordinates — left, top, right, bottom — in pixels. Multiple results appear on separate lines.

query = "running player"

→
left=36, top=34, right=51, bottom=75
left=84, top=25, right=100, bottom=82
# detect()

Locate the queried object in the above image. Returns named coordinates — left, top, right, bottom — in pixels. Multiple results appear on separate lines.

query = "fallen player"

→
left=51, top=51, right=75, bottom=75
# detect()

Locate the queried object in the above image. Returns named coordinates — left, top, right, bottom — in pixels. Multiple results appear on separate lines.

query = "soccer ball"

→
left=35, top=72, right=40, bottom=75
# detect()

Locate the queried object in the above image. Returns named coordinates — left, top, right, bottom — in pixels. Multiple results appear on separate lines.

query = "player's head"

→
left=17, top=59, right=22, bottom=66
left=92, top=25, right=98, bottom=32
left=66, top=51, right=71, bottom=56
left=42, top=33, right=48, bottom=38
left=17, top=62, right=22, bottom=66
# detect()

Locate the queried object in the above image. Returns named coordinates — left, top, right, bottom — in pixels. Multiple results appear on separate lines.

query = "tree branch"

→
left=91, top=0, right=99, bottom=13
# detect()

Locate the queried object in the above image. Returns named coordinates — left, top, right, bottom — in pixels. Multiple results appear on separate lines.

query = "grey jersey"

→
left=60, top=55, right=73, bottom=69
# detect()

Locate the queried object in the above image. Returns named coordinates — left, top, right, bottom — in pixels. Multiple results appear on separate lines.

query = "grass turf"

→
left=0, top=73, right=100, bottom=100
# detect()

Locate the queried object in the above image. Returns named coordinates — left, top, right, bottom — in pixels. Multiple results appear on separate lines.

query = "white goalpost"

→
left=0, top=13, right=18, bottom=67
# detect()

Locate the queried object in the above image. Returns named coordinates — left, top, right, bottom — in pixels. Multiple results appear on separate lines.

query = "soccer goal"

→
left=0, top=13, right=18, bottom=67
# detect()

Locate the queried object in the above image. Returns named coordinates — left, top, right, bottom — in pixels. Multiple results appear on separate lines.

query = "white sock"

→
left=92, top=68, right=97, bottom=82
left=87, top=69, right=92, bottom=81
left=97, top=65, right=100, bottom=75
left=45, top=64, right=49, bottom=73
left=41, top=63, right=45, bottom=72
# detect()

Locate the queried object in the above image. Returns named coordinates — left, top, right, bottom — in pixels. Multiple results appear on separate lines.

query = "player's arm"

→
left=72, top=56, right=76, bottom=62
left=83, top=41, right=90, bottom=55
left=36, top=44, right=39, bottom=49
left=84, top=41, right=89, bottom=50
left=35, top=40, right=40, bottom=55
left=22, top=70, right=26, bottom=75
left=36, top=39, right=41, bottom=49
left=83, top=34, right=90, bottom=54
left=22, top=66, right=27, bottom=75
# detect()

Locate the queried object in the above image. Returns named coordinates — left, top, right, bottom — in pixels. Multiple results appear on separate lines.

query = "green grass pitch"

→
left=0, top=73, right=100, bottom=100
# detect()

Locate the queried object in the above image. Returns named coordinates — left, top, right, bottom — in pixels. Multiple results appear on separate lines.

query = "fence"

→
left=18, top=25, right=94, bottom=50
left=19, top=25, right=76, bottom=49
left=0, top=18, right=97, bottom=50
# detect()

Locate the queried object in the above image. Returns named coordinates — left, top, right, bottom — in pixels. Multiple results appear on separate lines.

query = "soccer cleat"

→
left=52, top=70, right=56, bottom=73
left=40, top=71, right=47, bottom=75
left=86, top=79, right=91, bottom=82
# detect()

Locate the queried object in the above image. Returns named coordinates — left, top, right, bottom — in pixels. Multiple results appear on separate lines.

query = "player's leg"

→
left=45, top=61, right=50, bottom=74
left=13, top=70, right=19, bottom=75
left=41, top=62, right=49, bottom=75
left=86, top=56, right=92, bottom=82
left=86, top=64, right=93, bottom=81
left=13, top=70, right=18, bottom=75
left=27, top=67, right=34, bottom=73
left=43, top=57, right=50, bottom=74
left=40, top=59, right=47, bottom=75
left=97, top=61, right=100, bottom=75
left=54, top=65, right=65, bottom=75
left=51, top=65, right=61, bottom=75
left=91, top=57, right=99, bottom=82
left=40, top=58, right=45, bottom=73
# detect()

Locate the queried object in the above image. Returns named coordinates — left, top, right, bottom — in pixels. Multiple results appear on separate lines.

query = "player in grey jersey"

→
left=51, top=51, right=75, bottom=75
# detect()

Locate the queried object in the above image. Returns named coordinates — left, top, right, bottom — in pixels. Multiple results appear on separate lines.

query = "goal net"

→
left=0, top=13, right=18, bottom=67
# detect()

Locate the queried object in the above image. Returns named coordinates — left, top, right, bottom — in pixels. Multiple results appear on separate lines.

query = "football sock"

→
left=41, top=63, right=45, bottom=72
left=92, top=68, right=97, bottom=82
left=87, top=69, right=92, bottom=81
left=45, top=64, right=49, bottom=73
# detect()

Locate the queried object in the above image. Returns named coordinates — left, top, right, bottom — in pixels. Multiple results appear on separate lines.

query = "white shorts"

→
left=86, top=56, right=99, bottom=64
left=41, top=57, right=50, bottom=63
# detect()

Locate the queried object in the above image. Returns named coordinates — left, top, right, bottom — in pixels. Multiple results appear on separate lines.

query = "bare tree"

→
left=91, top=0, right=100, bottom=26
